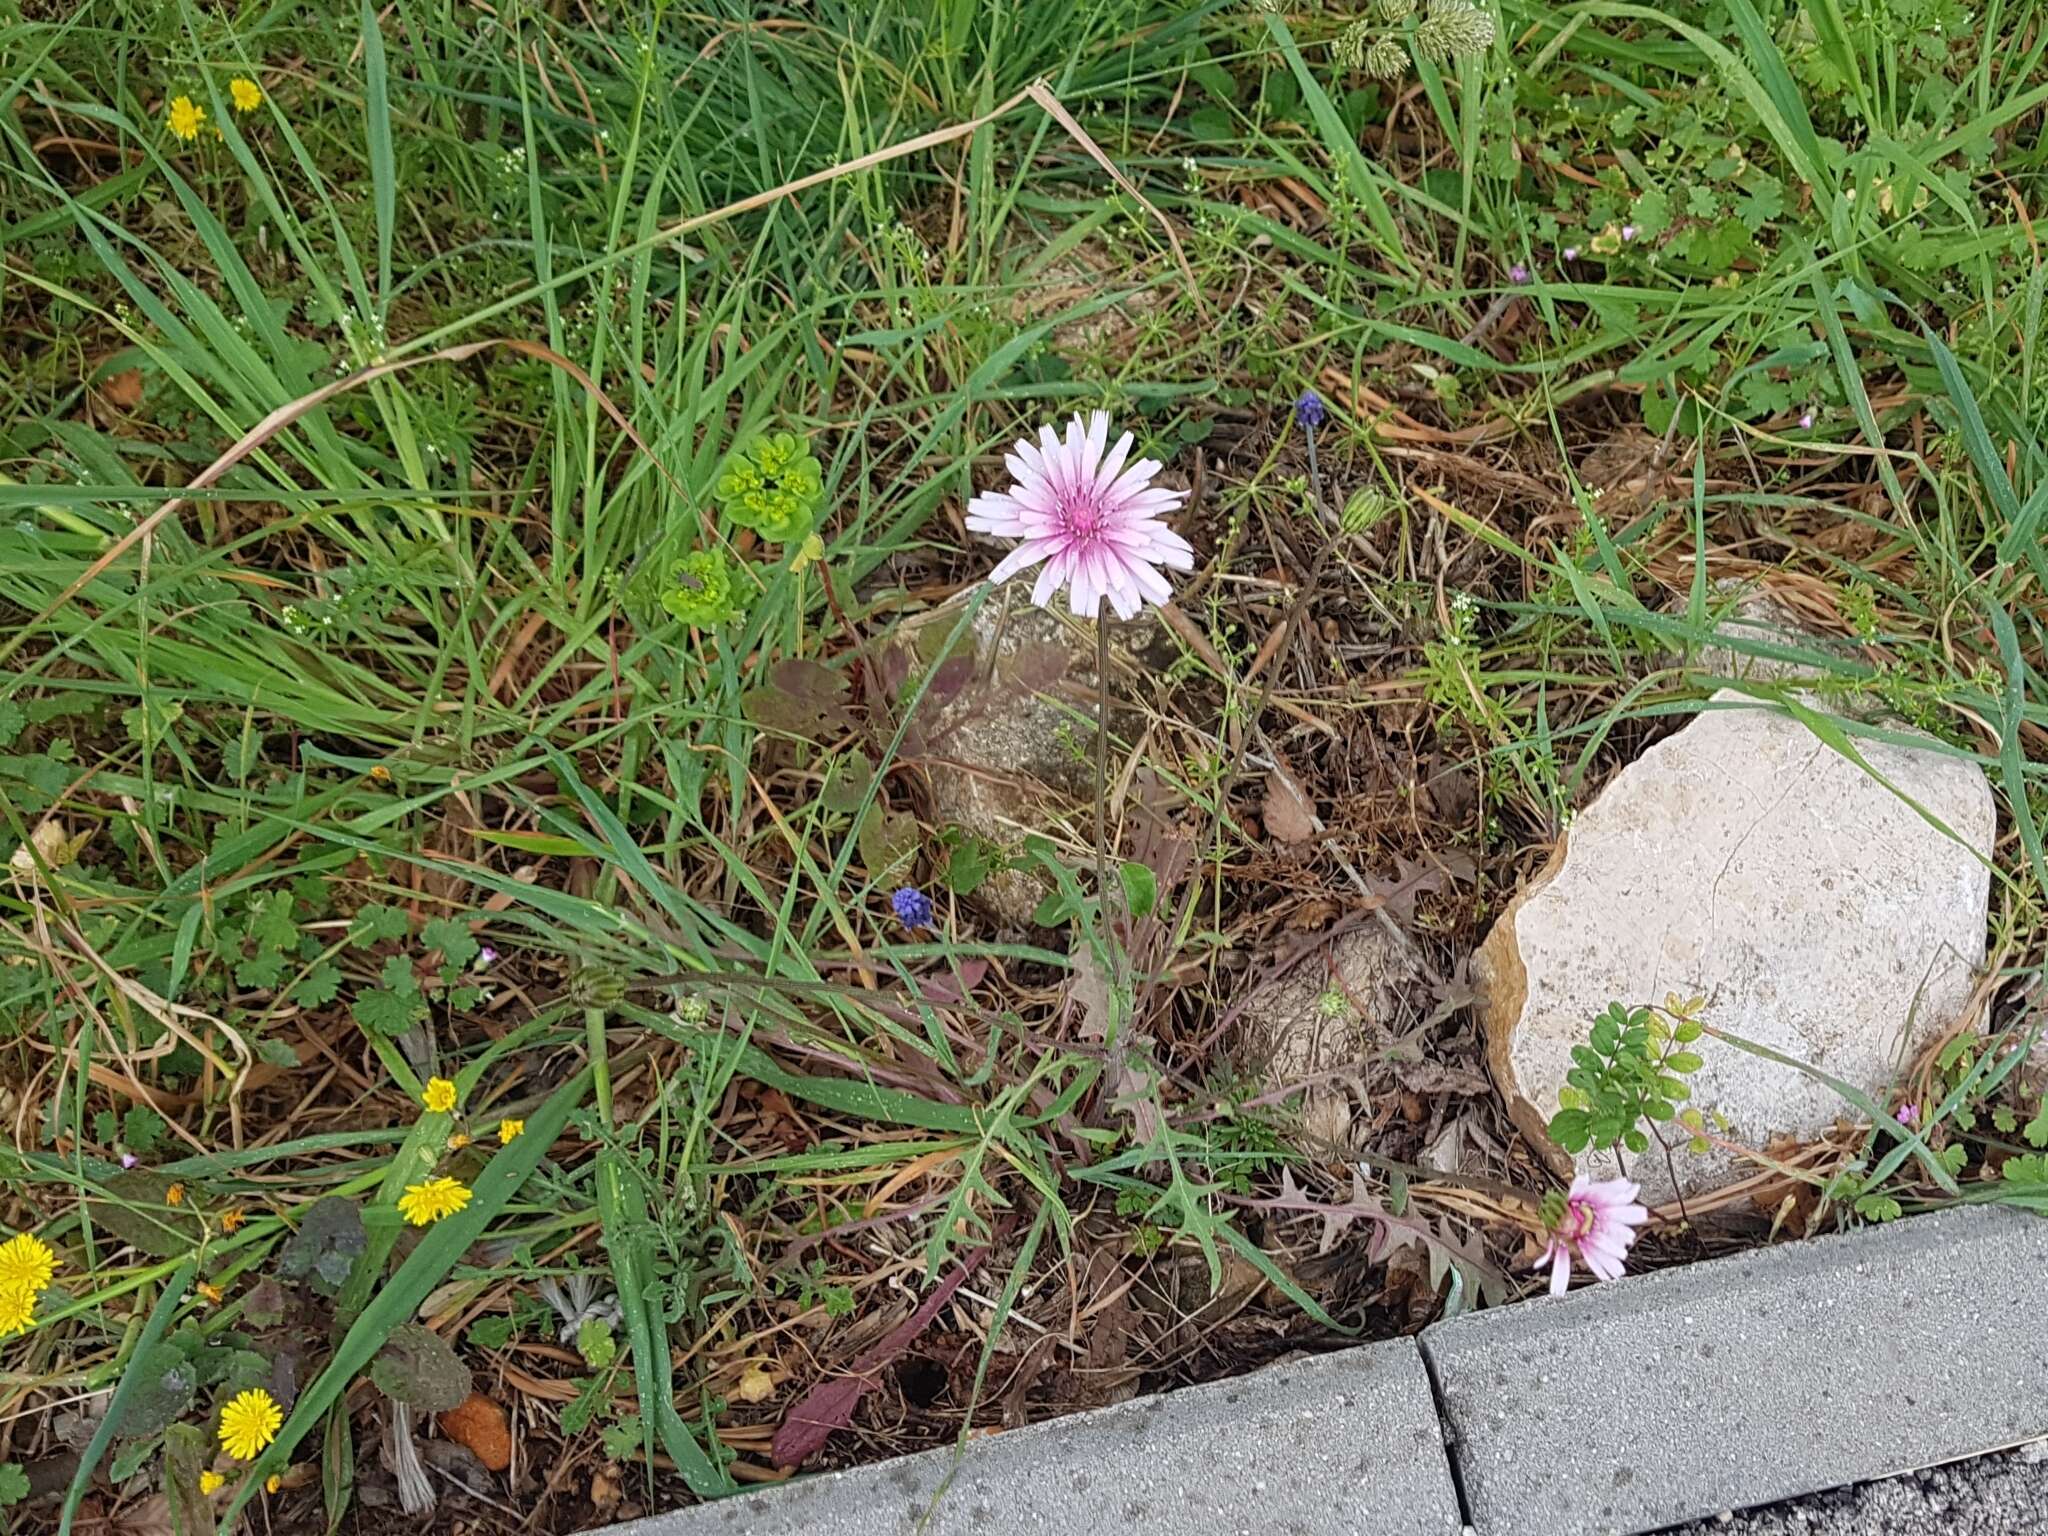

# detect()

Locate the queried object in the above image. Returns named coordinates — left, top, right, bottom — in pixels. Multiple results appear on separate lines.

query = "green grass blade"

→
left=60, top=1259, right=197, bottom=1536
left=360, top=0, right=397, bottom=316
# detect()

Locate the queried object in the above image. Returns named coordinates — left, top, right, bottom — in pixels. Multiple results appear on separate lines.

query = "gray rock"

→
left=1475, top=687, right=1993, bottom=1201
left=1691, top=585, right=1856, bottom=686
left=1232, top=927, right=1425, bottom=1147
left=897, top=593, right=1171, bottom=926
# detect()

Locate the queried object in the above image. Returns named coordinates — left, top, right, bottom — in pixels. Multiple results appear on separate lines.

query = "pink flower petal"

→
left=987, top=539, right=1055, bottom=585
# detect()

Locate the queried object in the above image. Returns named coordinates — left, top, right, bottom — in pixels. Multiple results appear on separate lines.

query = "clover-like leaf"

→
left=369, top=1322, right=473, bottom=1412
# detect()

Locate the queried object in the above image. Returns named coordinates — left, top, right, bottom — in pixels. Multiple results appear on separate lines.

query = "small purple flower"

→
left=1798, top=410, right=1816, bottom=431
left=120, top=1153, right=139, bottom=1169
left=476, top=945, right=499, bottom=969
left=1293, top=390, right=1326, bottom=430
left=1508, top=262, right=1530, bottom=284
left=1620, top=224, right=1638, bottom=242
left=1896, top=1102, right=1920, bottom=1128
left=1562, top=246, right=1580, bottom=261
left=891, top=887, right=935, bottom=930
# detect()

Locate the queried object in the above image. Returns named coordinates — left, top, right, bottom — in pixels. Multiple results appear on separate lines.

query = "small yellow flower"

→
left=230, top=77, right=263, bottom=113
left=789, top=532, right=826, bottom=575
left=422, top=1077, right=458, bottom=1114
left=167, top=96, right=205, bottom=142
left=445, top=1133, right=471, bottom=1151
left=165, top=1183, right=185, bottom=1207
left=197, top=1281, right=224, bottom=1305
left=368, top=764, right=392, bottom=782
left=397, top=1176, right=471, bottom=1227
left=199, top=1471, right=225, bottom=1496
left=265, top=1473, right=282, bottom=1494
left=0, top=1232, right=58, bottom=1295
left=217, top=1388, right=282, bottom=1461
left=0, top=1284, right=36, bottom=1338
left=220, top=1209, right=246, bottom=1234
left=498, top=1118, right=524, bottom=1145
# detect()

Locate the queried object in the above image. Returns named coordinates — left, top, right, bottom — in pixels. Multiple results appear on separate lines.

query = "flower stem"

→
left=1094, top=617, right=1118, bottom=997
left=585, top=1006, right=612, bottom=1128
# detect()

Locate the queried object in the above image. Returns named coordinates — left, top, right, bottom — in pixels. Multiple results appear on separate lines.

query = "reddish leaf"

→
left=771, top=1247, right=989, bottom=1466
left=918, top=958, right=989, bottom=1004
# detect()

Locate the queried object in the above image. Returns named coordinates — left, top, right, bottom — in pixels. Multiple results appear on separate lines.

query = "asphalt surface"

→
left=1662, top=1443, right=2048, bottom=1534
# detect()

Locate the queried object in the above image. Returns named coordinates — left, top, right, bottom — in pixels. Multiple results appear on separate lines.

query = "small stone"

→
left=1475, top=689, right=1993, bottom=1201
left=1687, top=582, right=1858, bottom=688
left=438, top=1392, right=511, bottom=1472
left=1233, top=928, right=1424, bottom=1147
left=897, top=595, right=1174, bottom=926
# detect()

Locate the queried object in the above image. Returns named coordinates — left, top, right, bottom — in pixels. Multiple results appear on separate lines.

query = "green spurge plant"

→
left=661, top=549, right=743, bottom=627
left=716, top=432, right=824, bottom=544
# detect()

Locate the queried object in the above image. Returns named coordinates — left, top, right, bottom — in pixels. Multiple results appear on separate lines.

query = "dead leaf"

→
left=735, top=1365, right=776, bottom=1404
left=438, top=1392, right=510, bottom=1472
left=1069, top=945, right=1163, bottom=1145
left=1262, top=767, right=1320, bottom=845
left=1286, top=897, right=1339, bottom=930
left=1069, top=944, right=1114, bottom=1041
left=1421, top=758, right=1479, bottom=824
left=112, top=1494, right=176, bottom=1536
left=1354, top=854, right=1456, bottom=927
left=102, top=369, right=143, bottom=409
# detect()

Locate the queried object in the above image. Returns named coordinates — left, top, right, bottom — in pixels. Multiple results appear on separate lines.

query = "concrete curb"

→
left=592, top=1205, right=2048, bottom=1536
left=1423, top=1202, right=2048, bottom=1534
left=596, top=1338, right=1459, bottom=1535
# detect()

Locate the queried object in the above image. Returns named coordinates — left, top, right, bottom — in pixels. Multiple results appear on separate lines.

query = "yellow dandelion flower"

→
left=0, top=1232, right=58, bottom=1295
left=230, top=77, right=263, bottom=113
left=422, top=1077, right=458, bottom=1114
left=165, top=1183, right=185, bottom=1207
left=0, top=1284, right=36, bottom=1338
left=199, top=1471, right=225, bottom=1495
left=167, top=96, right=205, bottom=142
left=396, top=1176, right=471, bottom=1227
left=220, top=1209, right=246, bottom=1233
left=217, top=1388, right=282, bottom=1461
left=498, top=1118, right=524, bottom=1145
left=265, top=1474, right=282, bottom=1494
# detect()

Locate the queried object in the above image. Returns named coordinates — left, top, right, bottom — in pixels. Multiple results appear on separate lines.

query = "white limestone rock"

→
left=1476, top=689, right=1994, bottom=1202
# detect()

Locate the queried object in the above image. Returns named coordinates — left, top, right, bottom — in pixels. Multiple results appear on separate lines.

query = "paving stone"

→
left=1422, top=1205, right=2048, bottom=1535
left=593, top=1339, right=1459, bottom=1536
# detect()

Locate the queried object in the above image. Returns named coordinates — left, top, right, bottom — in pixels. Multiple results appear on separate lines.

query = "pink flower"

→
left=1536, top=1174, right=1649, bottom=1297
left=964, top=412, right=1193, bottom=621
left=1895, top=1102, right=1919, bottom=1127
